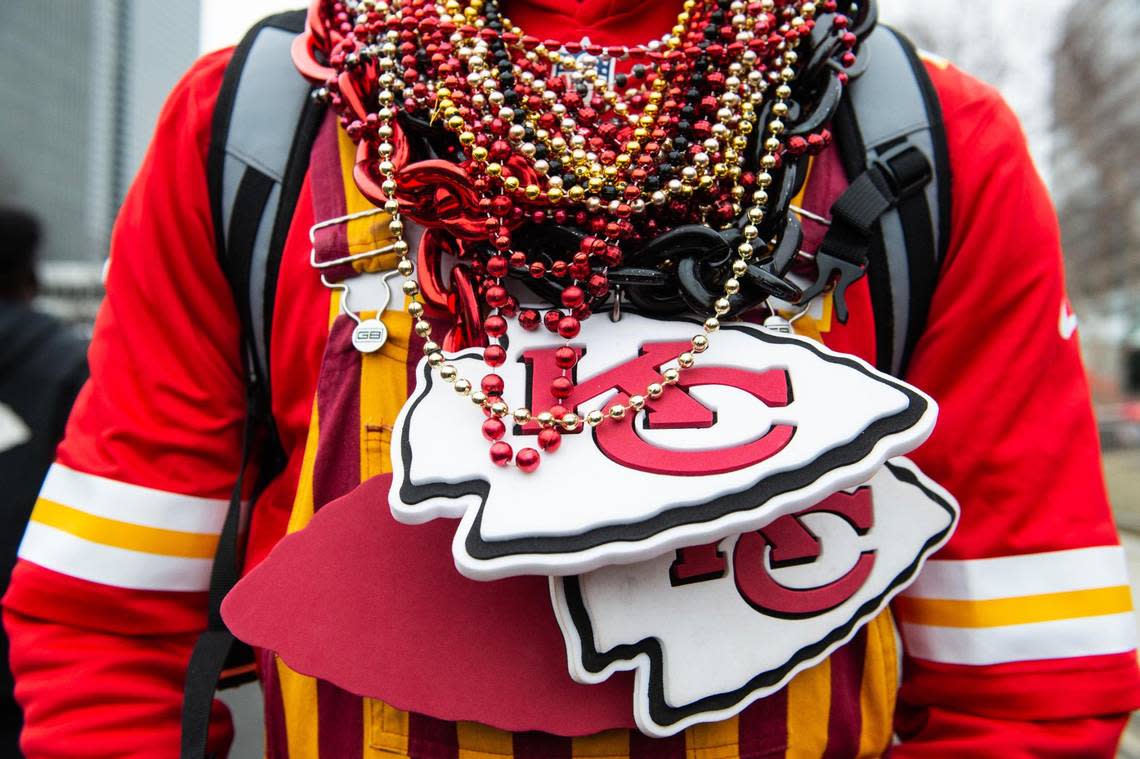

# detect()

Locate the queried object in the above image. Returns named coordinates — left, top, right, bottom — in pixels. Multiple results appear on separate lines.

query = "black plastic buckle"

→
left=795, top=251, right=864, bottom=325
left=872, top=144, right=932, bottom=202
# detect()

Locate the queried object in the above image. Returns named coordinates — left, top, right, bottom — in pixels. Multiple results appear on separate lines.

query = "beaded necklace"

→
left=297, top=0, right=862, bottom=472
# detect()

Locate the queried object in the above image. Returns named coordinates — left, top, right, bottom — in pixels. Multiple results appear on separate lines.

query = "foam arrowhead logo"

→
left=550, top=458, right=959, bottom=737
left=391, top=313, right=937, bottom=580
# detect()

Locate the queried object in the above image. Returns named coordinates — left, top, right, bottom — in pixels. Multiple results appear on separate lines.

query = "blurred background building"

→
left=0, top=1, right=201, bottom=328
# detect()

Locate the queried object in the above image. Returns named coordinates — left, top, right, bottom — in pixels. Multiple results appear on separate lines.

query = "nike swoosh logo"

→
left=1059, top=300, right=1078, bottom=340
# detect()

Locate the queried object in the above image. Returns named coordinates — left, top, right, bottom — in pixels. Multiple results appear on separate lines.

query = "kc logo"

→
left=521, top=342, right=794, bottom=475
left=671, top=487, right=875, bottom=616
left=390, top=312, right=938, bottom=580
left=551, top=458, right=959, bottom=737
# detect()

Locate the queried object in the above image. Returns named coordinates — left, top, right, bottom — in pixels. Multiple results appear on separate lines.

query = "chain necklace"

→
left=300, top=0, right=858, bottom=473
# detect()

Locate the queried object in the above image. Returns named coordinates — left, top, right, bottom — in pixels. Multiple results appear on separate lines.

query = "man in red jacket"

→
left=5, top=0, right=1139, bottom=757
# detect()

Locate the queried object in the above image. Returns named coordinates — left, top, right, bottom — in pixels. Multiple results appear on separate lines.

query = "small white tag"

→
left=763, top=315, right=793, bottom=334
left=352, top=318, right=388, bottom=353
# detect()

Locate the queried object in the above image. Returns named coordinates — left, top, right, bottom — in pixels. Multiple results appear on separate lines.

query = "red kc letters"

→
left=670, top=488, right=876, bottom=616
left=521, top=341, right=796, bottom=475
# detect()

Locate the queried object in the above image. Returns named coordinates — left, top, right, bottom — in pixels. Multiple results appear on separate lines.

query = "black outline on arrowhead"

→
left=397, top=318, right=931, bottom=561
left=560, top=460, right=957, bottom=731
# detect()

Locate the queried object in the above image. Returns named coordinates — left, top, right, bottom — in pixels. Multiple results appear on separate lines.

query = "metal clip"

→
left=789, top=204, right=831, bottom=227
left=320, top=275, right=360, bottom=325
left=320, top=270, right=400, bottom=353
left=610, top=286, right=624, bottom=323
left=309, top=209, right=397, bottom=270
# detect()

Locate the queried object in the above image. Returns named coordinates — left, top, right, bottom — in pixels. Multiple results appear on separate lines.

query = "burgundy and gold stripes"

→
left=259, top=114, right=901, bottom=758
left=354, top=624, right=892, bottom=759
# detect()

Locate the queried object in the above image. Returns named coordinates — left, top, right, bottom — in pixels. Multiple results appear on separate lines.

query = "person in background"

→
left=0, top=208, right=88, bottom=758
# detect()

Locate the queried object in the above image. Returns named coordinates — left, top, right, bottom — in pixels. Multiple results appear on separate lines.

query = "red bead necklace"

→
left=297, top=0, right=856, bottom=472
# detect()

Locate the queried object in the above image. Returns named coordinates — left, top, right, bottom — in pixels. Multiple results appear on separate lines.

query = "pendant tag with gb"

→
left=352, top=317, right=389, bottom=353
left=351, top=270, right=400, bottom=353
left=323, top=270, right=398, bottom=353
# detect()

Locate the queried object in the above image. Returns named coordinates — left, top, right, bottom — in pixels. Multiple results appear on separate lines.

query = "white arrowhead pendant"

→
left=390, top=313, right=937, bottom=580
left=550, top=457, right=959, bottom=737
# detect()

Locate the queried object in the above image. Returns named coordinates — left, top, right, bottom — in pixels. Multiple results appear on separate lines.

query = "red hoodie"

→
left=4, top=2, right=1138, bottom=757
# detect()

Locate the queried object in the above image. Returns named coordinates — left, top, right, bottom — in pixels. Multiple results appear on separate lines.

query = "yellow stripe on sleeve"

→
left=30, top=498, right=218, bottom=559
left=893, top=586, right=1134, bottom=628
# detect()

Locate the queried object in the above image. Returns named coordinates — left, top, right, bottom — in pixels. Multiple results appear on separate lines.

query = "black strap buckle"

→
left=872, top=143, right=932, bottom=202
left=796, top=251, right=864, bottom=324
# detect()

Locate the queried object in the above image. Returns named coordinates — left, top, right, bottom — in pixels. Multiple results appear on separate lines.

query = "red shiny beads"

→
left=483, top=315, right=507, bottom=337
left=557, top=316, right=581, bottom=339
left=550, top=376, right=573, bottom=399
left=489, top=440, right=513, bottom=466
left=481, top=373, right=505, bottom=396
left=561, top=285, right=585, bottom=309
left=486, top=256, right=508, bottom=277
left=305, top=0, right=855, bottom=480
left=485, top=286, right=509, bottom=308
left=482, top=418, right=506, bottom=441
left=484, top=345, right=506, bottom=367
left=515, top=447, right=541, bottom=473
left=537, top=428, right=561, bottom=453
left=554, top=346, right=578, bottom=369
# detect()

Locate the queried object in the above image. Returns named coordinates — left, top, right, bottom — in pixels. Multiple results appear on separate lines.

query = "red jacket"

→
left=5, top=7, right=1138, bottom=757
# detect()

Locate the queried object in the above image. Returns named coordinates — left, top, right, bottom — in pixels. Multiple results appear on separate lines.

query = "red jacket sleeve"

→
left=891, top=58, right=1140, bottom=756
left=2, top=49, right=241, bottom=759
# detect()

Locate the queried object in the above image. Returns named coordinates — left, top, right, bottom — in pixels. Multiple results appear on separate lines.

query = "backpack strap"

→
left=826, top=25, right=951, bottom=377
left=182, top=11, right=323, bottom=759
left=209, top=10, right=323, bottom=398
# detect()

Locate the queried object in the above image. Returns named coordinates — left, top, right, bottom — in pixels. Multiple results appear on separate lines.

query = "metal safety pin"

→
left=610, top=286, right=623, bottom=323
left=789, top=204, right=831, bottom=226
left=308, top=209, right=398, bottom=270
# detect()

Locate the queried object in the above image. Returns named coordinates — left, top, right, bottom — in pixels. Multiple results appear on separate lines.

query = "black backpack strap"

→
left=180, top=388, right=260, bottom=759
left=821, top=25, right=951, bottom=377
left=183, top=10, right=323, bottom=759
left=209, top=10, right=324, bottom=397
